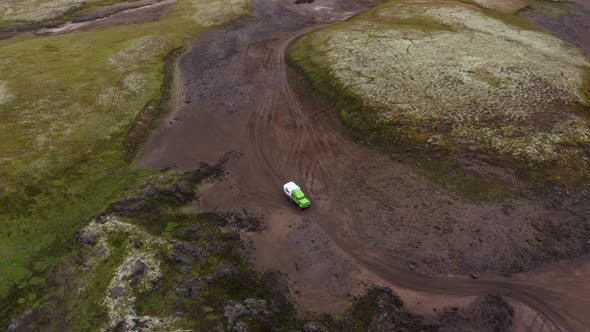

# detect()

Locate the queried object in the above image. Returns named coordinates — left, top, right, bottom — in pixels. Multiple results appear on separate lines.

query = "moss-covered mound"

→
left=289, top=0, right=590, bottom=186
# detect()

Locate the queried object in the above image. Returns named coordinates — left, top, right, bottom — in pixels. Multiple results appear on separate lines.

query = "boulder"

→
left=77, top=230, right=99, bottom=247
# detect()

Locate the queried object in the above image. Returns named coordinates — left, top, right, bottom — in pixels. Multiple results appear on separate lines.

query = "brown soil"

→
left=520, top=0, right=590, bottom=57
left=137, top=0, right=590, bottom=331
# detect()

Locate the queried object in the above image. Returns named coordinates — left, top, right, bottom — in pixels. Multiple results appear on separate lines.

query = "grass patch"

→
left=0, top=0, right=133, bottom=28
left=0, top=0, right=250, bottom=318
left=62, top=234, right=129, bottom=331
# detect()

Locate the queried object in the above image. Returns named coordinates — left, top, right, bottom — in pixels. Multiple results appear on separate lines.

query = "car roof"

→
left=283, top=181, right=300, bottom=191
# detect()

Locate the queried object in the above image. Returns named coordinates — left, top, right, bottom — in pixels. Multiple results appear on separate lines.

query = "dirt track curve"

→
left=139, top=0, right=590, bottom=330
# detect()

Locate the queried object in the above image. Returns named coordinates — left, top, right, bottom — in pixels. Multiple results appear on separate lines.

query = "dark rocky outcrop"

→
left=109, top=162, right=224, bottom=215
left=338, top=287, right=437, bottom=332
left=439, top=295, right=513, bottom=332
left=224, top=298, right=273, bottom=331
left=77, top=230, right=99, bottom=247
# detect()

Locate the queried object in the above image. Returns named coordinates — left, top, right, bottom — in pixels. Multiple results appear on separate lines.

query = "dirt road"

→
left=139, top=0, right=590, bottom=330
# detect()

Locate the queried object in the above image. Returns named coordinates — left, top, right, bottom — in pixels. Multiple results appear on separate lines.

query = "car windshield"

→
left=293, top=190, right=305, bottom=199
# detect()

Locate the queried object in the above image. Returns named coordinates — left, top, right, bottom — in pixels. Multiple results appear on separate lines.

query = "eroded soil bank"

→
left=139, top=0, right=590, bottom=330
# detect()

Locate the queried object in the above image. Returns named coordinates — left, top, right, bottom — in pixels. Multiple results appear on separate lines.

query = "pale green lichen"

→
left=0, top=0, right=86, bottom=23
left=108, top=36, right=171, bottom=73
left=80, top=215, right=180, bottom=330
left=452, top=119, right=590, bottom=162
left=123, top=73, right=146, bottom=94
left=191, top=0, right=248, bottom=27
left=103, top=251, right=175, bottom=330
left=98, top=87, right=123, bottom=108
left=468, top=0, right=526, bottom=13
left=305, top=0, right=590, bottom=163
left=98, top=74, right=146, bottom=107
left=0, top=81, right=12, bottom=105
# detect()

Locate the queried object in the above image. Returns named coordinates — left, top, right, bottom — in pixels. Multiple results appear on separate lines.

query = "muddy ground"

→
left=137, top=0, right=590, bottom=330
left=520, top=0, right=590, bottom=57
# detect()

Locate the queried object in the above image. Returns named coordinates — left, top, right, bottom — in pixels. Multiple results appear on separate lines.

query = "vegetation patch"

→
left=0, top=0, right=136, bottom=28
left=289, top=0, right=590, bottom=190
left=191, top=0, right=251, bottom=27
left=5, top=169, right=301, bottom=330
left=1, top=0, right=89, bottom=24
left=0, top=0, right=250, bottom=315
left=467, top=0, right=527, bottom=14
left=0, top=81, right=12, bottom=104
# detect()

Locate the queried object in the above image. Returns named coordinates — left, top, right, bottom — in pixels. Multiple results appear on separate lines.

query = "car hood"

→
left=299, top=198, right=311, bottom=207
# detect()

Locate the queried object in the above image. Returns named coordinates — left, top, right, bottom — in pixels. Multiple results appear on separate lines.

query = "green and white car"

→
left=283, top=181, right=311, bottom=209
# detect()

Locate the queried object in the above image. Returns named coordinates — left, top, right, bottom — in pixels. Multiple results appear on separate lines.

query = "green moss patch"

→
left=0, top=0, right=134, bottom=28
left=0, top=0, right=250, bottom=316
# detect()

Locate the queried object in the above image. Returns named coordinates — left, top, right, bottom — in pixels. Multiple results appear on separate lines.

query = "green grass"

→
left=61, top=232, right=130, bottom=331
left=0, top=0, right=249, bottom=310
left=0, top=0, right=133, bottom=28
left=0, top=152, right=141, bottom=300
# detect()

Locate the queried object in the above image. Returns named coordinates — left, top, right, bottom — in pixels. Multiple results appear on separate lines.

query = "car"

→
left=283, top=181, right=311, bottom=209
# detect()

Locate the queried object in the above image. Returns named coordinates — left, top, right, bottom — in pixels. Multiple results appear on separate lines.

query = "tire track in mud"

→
left=138, top=0, right=590, bottom=330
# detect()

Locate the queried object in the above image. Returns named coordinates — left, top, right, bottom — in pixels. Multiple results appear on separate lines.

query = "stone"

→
left=129, top=260, right=148, bottom=287
left=207, top=263, right=237, bottom=283
left=224, top=298, right=272, bottom=330
left=303, top=321, right=329, bottom=332
left=175, top=287, right=189, bottom=297
left=224, top=301, right=247, bottom=329
left=95, top=247, right=109, bottom=258
left=110, top=286, right=124, bottom=299
left=190, top=285, right=202, bottom=300
left=130, top=239, right=143, bottom=249
left=232, top=321, right=249, bottom=332
left=77, top=230, right=99, bottom=247
left=176, top=182, right=194, bottom=196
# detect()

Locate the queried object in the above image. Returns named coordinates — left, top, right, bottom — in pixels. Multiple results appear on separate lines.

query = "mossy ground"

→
left=287, top=0, right=590, bottom=195
left=0, top=0, right=250, bottom=318
left=134, top=213, right=300, bottom=331
left=4, top=174, right=301, bottom=330
left=0, top=0, right=133, bottom=28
